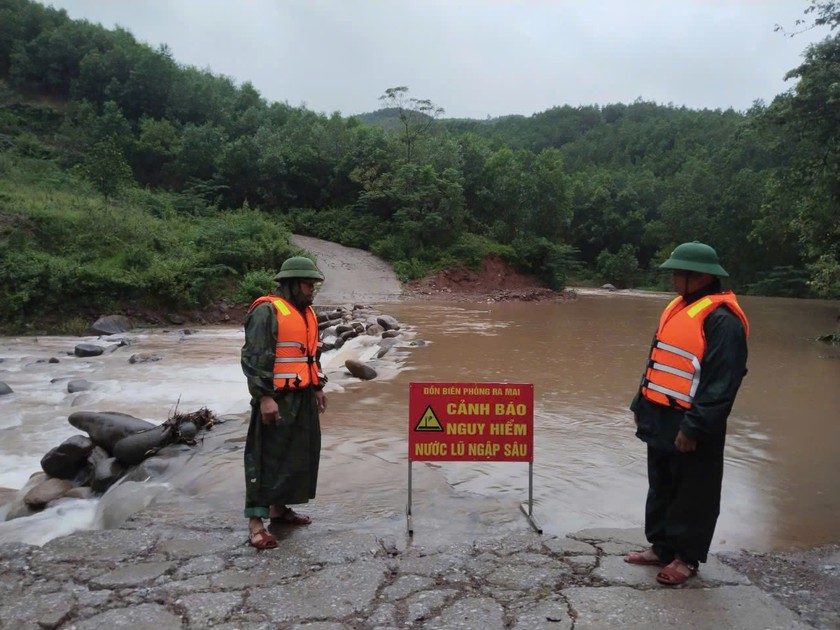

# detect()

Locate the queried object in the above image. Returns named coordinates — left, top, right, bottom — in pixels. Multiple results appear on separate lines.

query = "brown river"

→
left=309, top=292, right=840, bottom=553
left=1, top=291, right=839, bottom=553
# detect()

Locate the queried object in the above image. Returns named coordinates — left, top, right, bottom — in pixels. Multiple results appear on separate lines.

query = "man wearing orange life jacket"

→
left=624, top=242, right=749, bottom=586
left=241, top=256, right=328, bottom=550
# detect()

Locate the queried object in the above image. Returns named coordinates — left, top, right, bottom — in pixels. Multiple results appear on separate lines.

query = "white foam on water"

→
left=0, top=324, right=417, bottom=543
left=0, top=498, right=98, bottom=546
left=0, top=328, right=250, bottom=490
left=0, top=456, right=49, bottom=490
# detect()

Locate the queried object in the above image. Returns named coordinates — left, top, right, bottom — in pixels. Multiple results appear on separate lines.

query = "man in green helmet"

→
left=624, top=242, right=749, bottom=585
left=240, top=256, right=328, bottom=549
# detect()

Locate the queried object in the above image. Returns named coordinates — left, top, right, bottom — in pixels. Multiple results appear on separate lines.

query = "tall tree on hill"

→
left=78, top=135, right=133, bottom=198
left=378, top=86, right=444, bottom=163
left=762, top=1, right=840, bottom=299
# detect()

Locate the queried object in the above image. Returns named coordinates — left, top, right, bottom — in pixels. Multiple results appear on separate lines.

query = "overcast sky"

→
left=42, top=1, right=827, bottom=119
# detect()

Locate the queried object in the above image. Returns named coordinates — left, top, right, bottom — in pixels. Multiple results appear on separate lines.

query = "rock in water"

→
left=40, top=435, right=94, bottom=479
left=112, top=424, right=175, bottom=466
left=377, top=315, right=400, bottom=331
left=74, top=343, right=104, bottom=357
left=87, top=314, right=131, bottom=336
left=68, top=411, right=156, bottom=450
left=345, top=359, right=377, bottom=381
left=67, top=379, right=92, bottom=393
left=91, top=457, right=125, bottom=493
left=24, top=478, right=75, bottom=508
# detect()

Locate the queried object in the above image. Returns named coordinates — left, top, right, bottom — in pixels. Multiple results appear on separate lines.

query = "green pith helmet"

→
left=272, top=256, right=325, bottom=282
left=659, top=241, right=728, bottom=277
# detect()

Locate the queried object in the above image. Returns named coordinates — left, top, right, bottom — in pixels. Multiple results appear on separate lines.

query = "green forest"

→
left=0, top=0, right=838, bottom=332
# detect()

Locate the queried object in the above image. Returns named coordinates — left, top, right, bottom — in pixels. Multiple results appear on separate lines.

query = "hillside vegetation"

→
left=0, top=0, right=838, bottom=332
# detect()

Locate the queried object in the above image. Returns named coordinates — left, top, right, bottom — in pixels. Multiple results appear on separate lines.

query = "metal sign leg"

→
left=520, top=461, right=542, bottom=534
left=406, top=460, right=414, bottom=536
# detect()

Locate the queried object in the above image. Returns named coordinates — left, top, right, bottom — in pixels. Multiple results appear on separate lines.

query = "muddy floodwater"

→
left=1, top=292, right=839, bottom=552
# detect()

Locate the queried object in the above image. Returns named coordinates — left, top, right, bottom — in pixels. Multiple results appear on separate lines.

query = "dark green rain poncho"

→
left=630, top=279, right=749, bottom=566
left=240, top=281, right=324, bottom=519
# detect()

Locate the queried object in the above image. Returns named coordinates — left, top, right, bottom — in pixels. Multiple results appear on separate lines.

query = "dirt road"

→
left=291, top=235, right=404, bottom=305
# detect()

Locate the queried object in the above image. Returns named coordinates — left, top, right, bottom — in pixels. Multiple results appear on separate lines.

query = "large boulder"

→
left=345, top=359, right=377, bottom=381
left=317, top=310, right=344, bottom=323
left=40, top=435, right=94, bottom=479
left=23, top=478, right=75, bottom=508
left=112, top=424, right=175, bottom=466
left=377, top=315, right=400, bottom=331
left=340, top=329, right=358, bottom=341
left=68, top=411, right=157, bottom=450
left=366, top=323, right=384, bottom=336
left=74, top=343, right=104, bottom=358
left=87, top=314, right=132, bottom=336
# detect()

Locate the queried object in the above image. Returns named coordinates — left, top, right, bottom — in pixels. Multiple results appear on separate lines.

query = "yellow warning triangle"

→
left=414, top=405, right=443, bottom=432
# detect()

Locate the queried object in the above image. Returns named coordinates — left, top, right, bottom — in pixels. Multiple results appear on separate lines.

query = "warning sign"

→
left=409, top=382, right=533, bottom=462
left=414, top=405, right=443, bottom=431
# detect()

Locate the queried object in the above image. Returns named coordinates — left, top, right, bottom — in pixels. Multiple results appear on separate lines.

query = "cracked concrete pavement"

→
left=0, top=492, right=813, bottom=629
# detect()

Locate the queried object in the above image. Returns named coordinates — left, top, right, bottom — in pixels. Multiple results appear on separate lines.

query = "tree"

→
left=777, top=1, right=840, bottom=34
left=167, top=122, right=226, bottom=185
left=378, top=86, right=444, bottom=162
left=133, top=116, right=179, bottom=186
left=760, top=3, right=840, bottom=298
left=597, top=244, right=640, bottom=289
left=370, top=163, right=465, bottom=268
left=78, top=136, right=133, bottom=197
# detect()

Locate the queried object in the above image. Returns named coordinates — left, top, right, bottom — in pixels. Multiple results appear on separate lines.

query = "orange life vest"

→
left=641, top=292, right=749, bottom=410
left=248, top=295, right=323, bottom=390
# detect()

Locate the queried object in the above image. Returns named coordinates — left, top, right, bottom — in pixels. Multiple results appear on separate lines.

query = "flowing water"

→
left=1, top=292, right=838, bottom=552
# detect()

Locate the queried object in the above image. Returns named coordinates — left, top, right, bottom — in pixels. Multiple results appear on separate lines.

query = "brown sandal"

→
left=248, top=528, right=278, bottom=550
left=269, top=507, right=312, bottom=526
left=656, top=560, right=697, bottom=585
left=624, top=550, right=664, bottom=566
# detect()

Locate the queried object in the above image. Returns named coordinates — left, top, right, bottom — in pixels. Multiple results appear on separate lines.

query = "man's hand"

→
left=675, top=430, right=697, bottom=453
left=315, top=390, right=327, bottom=414
left=260, top=396, right=280, bottom=425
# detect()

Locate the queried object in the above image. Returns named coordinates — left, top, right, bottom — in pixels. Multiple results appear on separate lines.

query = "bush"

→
left=284, top=206, right=382, bottom=249
left=451, top=233, right=513, bottom=269
left=507, top=235, right=577, bottom=290
left=77, top=137, right=134, bottom=198
left=392, top=258, right=430, bottom=282
left=191, top=210, right=295, bottom=274
left=14, top=132, right=51, bottom=158
left=369, top=235, right=403, bottom=262
left=596, top=244, right=640, bottom=289
left=234, top=270, right=276, bottom=304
